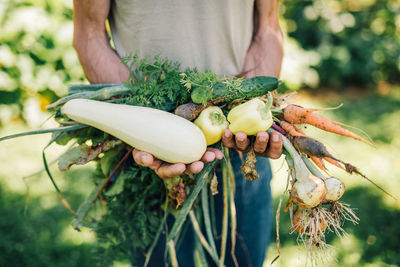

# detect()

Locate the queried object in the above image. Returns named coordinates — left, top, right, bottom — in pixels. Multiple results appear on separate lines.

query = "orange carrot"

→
left=310, top=155, right=330, bottom=175
left=283, top=105, right=314, bottom=124
left=324, top=156, right=346, bottom=171
left=283, top=105, right=373, bottom=145
left=324, top=157, right=396, bottom=200
left=279, top=121, right=306, bottom=137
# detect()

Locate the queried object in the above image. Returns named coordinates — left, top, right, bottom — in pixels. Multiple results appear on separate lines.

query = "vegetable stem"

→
left=267, top=129, right=309, bottom=180
left=47, top=85, right=130, bottom=109
left=167, top=240, right=179, bottom=267
left=42, top=132, right=76, bottom=215
left=0, top=124, right=86, bottom=142
left=201, top=185, right=219, bottom=260
left=68, top=83, right=121, bottom=95
left=225, top=149, right=238, bottom=267
left=264, top=93, right=273, bottom=111
left=189, top=211, right=219, bottom=265
left=301, top=155, right=327, bottom=179
left=168, top=143, right=221, bottom=242
left=219, top=155, right=229, bottom=267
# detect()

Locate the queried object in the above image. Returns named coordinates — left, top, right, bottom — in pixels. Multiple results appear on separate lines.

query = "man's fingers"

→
left=207, top=148, right=224, bottom=160
left=133, top=149, right=162, bottom=171
left=132, top=149, right=154, bottom=166
left=222, top=129, right=235, bottom=148
left=222, top=129, right=251, bottom=152
left=265, top=132, right=283, bottom=159
left=156, top=163, right=186, bottom=179
left=186, top=161, right=204, bottom=174
left=201, top=151, right=216, bottom=162
left=254, top=132, right=269, bottom=153
left=235, top=132, right=250, bottom=151
left=202, top=146, right=225, bottom=162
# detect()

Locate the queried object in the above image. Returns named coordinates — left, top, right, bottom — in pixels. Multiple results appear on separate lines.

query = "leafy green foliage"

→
left=282, top=0, right=400, bottom=89
left=121, top=54, right=190, bottom=111
left=58, top=140, right=122, bottom=171
left=181, top=70, right=220, bottom=105
left=0, top=0, right=86, bottom=123
left=94, top=163, right=166, bottom=265
left=120, top=55, right=276, bottom=108
left=54, top=126, right=107, bottom=146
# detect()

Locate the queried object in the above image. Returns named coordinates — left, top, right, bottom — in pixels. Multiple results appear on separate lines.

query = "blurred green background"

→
left=0, top=0, right=399, bottom=266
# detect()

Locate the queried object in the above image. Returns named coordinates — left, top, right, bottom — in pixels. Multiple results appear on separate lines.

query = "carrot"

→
left=309, top=155, right=330, bottom=175
left=292, top=136, right=338, bottom=160
left=292, top=124, right=306, bottom=135
left=323, top=154, right=396, bottom=200
left=283, top=105, right=373, bottom=146
left=283, top=104, right=343, bottom=122
left=279, top=122, right=328, bottom=174
left=324, top=156, right=346, bottom=171
left=279, top=120, right=306, bottom=137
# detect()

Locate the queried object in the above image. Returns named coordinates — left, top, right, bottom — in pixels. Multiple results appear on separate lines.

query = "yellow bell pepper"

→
left=227, top=96, right=273, bottom=136
left=194, top=106, right=229, bottom=145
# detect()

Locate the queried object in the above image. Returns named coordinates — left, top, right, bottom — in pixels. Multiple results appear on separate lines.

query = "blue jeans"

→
left=141, top=151, right=273, bottom=267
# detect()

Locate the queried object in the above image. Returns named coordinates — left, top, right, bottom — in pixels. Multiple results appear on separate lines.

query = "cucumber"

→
left=190, top=76, right=279, bottom=105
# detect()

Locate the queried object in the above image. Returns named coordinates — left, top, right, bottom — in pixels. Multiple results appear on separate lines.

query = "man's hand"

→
left=222, top=129, right=282, bottom=159
left=132, top=148, right=223, bottom=179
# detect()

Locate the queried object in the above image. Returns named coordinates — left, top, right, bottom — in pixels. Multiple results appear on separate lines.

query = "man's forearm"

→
left=73, top=31, right=130, bottom=84
left=73, top=0, right=129, bottom=84
left=252, top=27, right=283, bottom=77
left=254, top=0, right=283, bottom=77
left=241, top=0, right=283, bottom=78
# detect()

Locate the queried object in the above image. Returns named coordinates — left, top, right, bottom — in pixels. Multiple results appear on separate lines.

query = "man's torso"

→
left=109, top=0, right=255, bottom=75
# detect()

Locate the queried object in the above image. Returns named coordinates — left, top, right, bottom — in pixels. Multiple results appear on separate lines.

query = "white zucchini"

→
left=62, top=99, right=207, bottom=164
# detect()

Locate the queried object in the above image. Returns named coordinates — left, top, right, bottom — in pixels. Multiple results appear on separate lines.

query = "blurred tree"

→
left=281, top=0, right=400, bottom=90
left=0, top=0, right=86, bottom=125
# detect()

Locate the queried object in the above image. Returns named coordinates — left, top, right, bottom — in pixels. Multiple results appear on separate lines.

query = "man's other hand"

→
left=132, top=148, right=223, bottom=179
left=222, top=129, right=282, bottom=159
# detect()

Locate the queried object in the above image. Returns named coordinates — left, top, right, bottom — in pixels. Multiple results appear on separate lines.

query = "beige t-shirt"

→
left=109, top=0, right=255, bottom=76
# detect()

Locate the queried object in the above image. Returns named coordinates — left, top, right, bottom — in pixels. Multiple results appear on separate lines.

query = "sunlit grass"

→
left=0, top=123, right=97, bottom=256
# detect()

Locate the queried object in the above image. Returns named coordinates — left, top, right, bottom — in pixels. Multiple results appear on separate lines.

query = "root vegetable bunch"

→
left=267, top=94, right=397, bottom=266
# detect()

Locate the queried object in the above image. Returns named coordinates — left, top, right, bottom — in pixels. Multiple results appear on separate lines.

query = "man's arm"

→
left=73, top=0, right=130, bottom=83
left=241, top=0, right=283, bottom=78
left=223, top=0, right=283, bottom=158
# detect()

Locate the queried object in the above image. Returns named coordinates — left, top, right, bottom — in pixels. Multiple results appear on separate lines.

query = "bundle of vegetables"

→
left=0, top=54, right=392, bottom=266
